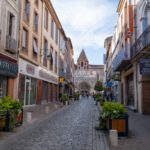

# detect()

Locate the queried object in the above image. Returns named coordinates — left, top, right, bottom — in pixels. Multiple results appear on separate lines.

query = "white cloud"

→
left=51, top=0, right=118, bottom=64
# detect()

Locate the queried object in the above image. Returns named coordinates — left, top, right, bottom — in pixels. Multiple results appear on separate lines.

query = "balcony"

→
left=59, top=69, right=65, bottom=78
left=5, top=35, right=17, bottom=54
left=131, top=25, right=150, bottom=59
left=112, top=49, right=130, bottom=71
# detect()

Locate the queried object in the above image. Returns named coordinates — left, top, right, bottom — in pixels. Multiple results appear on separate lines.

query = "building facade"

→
left=0, top=0, right=19, bottom=99
left=104, top=0, right=150, bottom=114
left=17, top=0, right=72, bottom=106
left=74, top=50, right=104, bottom=94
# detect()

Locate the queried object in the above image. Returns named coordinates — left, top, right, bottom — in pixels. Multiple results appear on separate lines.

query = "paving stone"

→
left=0, top=97, right=109, bottom=150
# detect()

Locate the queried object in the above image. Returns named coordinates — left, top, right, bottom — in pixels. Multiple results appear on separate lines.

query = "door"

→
left=0, top=76, right=7, bottom=99
left=24, top=79, right=31, bottom=106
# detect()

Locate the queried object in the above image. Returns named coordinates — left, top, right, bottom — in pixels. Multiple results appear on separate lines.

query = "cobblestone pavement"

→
left=0, top=97, right=109, bottom=150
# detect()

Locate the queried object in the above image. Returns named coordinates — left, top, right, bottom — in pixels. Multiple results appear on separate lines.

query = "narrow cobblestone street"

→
left=0, top=97, right=109, bottom=150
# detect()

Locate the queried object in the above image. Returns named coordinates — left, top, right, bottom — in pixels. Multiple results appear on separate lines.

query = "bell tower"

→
left=77, top=49, right=89, bottom=70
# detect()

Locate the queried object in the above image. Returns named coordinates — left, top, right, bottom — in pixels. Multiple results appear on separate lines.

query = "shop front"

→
left=19, top=74, right=37, bottom=106
left=140, top=59, right=150, bottom=114
left=126, top=73, right=134, bottom=107
left=0, top=55, right=18, bottom=99
left=19, top=58, right=58, bottom=106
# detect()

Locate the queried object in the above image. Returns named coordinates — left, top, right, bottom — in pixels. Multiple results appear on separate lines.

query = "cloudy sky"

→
left=51, top=0, right=118, bottom=65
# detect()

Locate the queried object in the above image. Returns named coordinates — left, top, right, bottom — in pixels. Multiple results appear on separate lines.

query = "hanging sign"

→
left=140, top=59, right=150, bottom=75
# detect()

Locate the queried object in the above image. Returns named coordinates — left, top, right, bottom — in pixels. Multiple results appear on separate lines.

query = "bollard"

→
left=109, top=129, right=118, bottom=147
left=54, top=104, right=58, bottom=109
left=27, top=112, right=32, bottom=122
left=45, top=106, right=50, bottom=113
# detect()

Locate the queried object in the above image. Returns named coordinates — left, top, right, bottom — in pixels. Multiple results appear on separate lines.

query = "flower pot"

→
left=15, top=109, right=23, bottom=126
left=106, top=114, right=128, bottom=136
left=0, top=117, right=6, bottom=129
left=0, top=111, right=6, bottom=129
left=4, top=110, right=15, bottom=132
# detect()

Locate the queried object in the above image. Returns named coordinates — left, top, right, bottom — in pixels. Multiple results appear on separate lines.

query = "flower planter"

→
left=106, top=114, right=128, bottom=136
left=15, top=109, right=23, bottom=126
left=0, top=117, right=6, bottom=129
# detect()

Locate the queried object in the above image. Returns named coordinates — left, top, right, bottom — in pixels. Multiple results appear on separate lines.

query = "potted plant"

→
left=61, top=93, right=69, bottom=105
left=99, top=102, right=128, bottom=136
left=95, top=93, right=104, bottom=105
left=0, top=96, right=23, bottom=131
left=73, top=92, right=80, bottom=101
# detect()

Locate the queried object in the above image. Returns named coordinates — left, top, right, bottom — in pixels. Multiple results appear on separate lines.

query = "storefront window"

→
left=19, top=74, right=25, bottom=105
left=126, top=74, right=134, bottom=107
left=0, top=76, right=7, bottom=99
left=19, top=74, right=36, bottom=106
left=30, top=77, right=36, bottom=105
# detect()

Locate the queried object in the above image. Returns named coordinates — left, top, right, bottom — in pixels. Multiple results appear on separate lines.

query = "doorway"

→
left=24, top=76, right=36, bottom=106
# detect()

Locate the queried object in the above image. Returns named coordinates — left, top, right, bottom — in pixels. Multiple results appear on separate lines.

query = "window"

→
left=34, top=11, right=38, bottom=32
left=33, top=38, right=38, bottom=59
left=81, top=62, right=83, bottom=67
left=22, top=28, right=28, bottom=50
left=55, top=51, right=57, bottom=73
left=55, top=28, right=59, bottom=45
left=49, top=47, right=53, bottom=71
left=8, top=12, right=14, bottom=37
left=51, top=19, right=54, bottom=39
left=35, top=0, right=38, bottom=7
left=44, top=8, right=48, bottom=30
left=43, top=39, right=48, bottom=67
left=24, top=0, right=30, bottom=22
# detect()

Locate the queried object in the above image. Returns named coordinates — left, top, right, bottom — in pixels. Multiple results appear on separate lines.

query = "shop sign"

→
left=140, top=59, right=150, bottom=75
left=112, top=72, right=121, bottom=81
left=39, top=70, right=58, bottom=83
left=26, top=64, right=35, bottom=75
left=59, top=77, right=65, bottom=83
left=0, top=59, right=18, bottom=77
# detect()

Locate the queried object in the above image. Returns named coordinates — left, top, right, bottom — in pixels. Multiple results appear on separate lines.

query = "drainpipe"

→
left=134, top=0, right=139, bottom=112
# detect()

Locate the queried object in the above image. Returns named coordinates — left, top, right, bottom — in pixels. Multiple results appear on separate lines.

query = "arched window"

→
left=81, top=62, right=83, bottom=67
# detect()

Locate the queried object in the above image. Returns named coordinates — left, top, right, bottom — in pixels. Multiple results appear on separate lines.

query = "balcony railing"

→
left=131, top=25, right=150, bottom=59
left=59, top=69, right=65, bottom=77
left=5, top=35, right=17, bottom=54
left=112, top=49, right=130, bottom=71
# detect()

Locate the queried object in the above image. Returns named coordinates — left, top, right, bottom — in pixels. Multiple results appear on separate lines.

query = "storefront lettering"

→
left=140, top=59, right=150, bottom=75
left=26, top=64, right=35, bottom=75
left=39, top=70, right=58, bottom=83
left=0, top=59, right=18, bottom=77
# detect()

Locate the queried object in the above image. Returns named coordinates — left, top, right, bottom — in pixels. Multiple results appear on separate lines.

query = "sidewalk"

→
left=0, top=101, right=65, bottom=140
left=111, top=111, right=150, bottom=150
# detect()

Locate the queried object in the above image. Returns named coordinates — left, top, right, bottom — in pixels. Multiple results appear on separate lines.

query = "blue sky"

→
left=51, top=0, right=118, bottom=65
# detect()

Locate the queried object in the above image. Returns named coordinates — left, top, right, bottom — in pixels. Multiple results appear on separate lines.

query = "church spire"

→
left=77, top=49, right=88, bottom=63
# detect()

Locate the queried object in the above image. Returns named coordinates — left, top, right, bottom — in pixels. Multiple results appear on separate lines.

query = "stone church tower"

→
left=74, top=49, right=104, bottom=94
left=77, top=49, right=89, bottom=70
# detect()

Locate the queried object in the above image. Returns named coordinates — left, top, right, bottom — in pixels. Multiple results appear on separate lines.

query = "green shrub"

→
left=94, top=80, right=103, bottom=92
left=0, top=96, right=22, bottom=115
left=73, top=92, right=80, bottom=100
left=99, top=102, right=126, bottom=130
left=60, top=94, right=69, bottom=102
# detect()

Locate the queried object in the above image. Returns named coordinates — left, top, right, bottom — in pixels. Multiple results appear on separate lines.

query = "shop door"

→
left=0, top=77, right=7, bottom=99
left=126, top=74, right=134, bottom=107
left=24, top=78, right=36, bottom=106
left=24, top=80, right=31, bottom=106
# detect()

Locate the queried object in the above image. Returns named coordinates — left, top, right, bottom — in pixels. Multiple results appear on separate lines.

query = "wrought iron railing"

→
left=131, top=25, right=150, bottom=58
left=5, top=35, right=17, bottom=54
left=112, top=49, right=128, bottom=71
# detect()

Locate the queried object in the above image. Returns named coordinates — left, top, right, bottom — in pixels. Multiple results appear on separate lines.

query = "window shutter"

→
left=22, top=30, right=26, bottom=48
left=26, top=2, right=30, bottom=15
left=33, top=39, right=38, bottom=53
